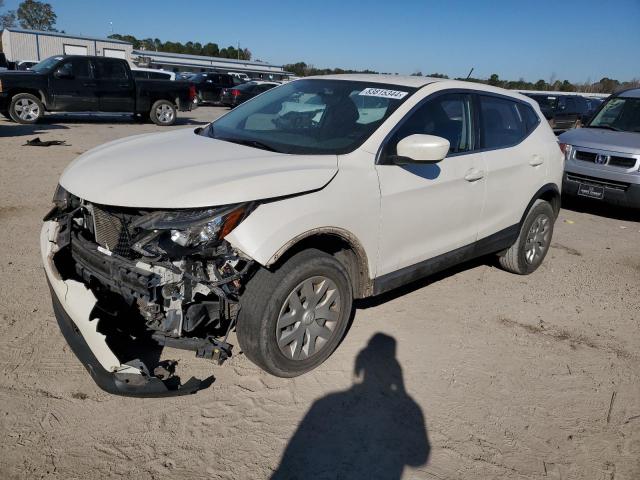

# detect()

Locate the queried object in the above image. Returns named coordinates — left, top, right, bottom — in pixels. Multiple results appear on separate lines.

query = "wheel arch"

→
left=8, top=89, right=48, bottom=108
left=266, top=228, right=373, bottom=299
left=520, top=183, right=561, bottom=226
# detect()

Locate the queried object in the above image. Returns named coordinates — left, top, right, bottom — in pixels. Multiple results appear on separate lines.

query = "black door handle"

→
left=83, top=82, right=97, bottom=87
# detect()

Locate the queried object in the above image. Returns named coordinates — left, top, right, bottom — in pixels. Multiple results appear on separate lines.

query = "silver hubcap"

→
left=276, top=276, right=341, bottom=361
left=156, top=104, right=174, bottom=123
left=14, top=98, right=40, bottom=121
left=524, top=214, right=551, bottom=264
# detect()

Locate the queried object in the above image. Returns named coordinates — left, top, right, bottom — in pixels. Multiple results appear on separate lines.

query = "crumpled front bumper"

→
left=41, top=220, right=204, bottom=397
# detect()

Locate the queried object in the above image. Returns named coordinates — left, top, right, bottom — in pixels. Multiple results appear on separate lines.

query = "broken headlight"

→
left=136, top=204, right=247, bottom=248
left=52, top=184, right=70, bottom=210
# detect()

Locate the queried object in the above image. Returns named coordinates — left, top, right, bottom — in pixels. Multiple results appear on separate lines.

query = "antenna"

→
left=466, top=67, right=474, bottom=80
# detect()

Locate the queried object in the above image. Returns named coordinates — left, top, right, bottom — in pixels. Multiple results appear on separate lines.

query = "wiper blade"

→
left=218, top=137, right=281, bottom=153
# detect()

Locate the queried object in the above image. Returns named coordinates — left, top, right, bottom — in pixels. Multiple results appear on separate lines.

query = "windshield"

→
left=208, top=79, right=416, bottom=154
left=588, top=96, right=640, bottom=133
left=30, top=56, right=64, bottom=73
left=529, top=95, right=558, bottom=111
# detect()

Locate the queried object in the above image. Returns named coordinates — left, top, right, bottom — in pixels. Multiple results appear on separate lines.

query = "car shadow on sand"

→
left=561, top=195, right=639, bottom=223
left=0, top=122, right=69, bottom=137
left=271, top=333, right=430, bottom=480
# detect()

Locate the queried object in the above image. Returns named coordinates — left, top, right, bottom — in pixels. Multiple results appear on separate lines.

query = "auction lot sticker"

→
left=359, top=88, right=408, bottom=99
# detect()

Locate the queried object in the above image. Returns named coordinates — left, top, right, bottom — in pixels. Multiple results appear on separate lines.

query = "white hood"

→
left=60, top=128, right=338, bottom=208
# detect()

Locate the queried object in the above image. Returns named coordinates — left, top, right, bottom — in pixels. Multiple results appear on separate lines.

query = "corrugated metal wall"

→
left=1, top=30, right=132, bottom=62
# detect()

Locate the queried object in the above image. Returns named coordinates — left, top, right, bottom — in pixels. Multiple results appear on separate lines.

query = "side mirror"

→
left=394, top=134, right=450, bottom=164
left=54, top=68, right=73, bottom=80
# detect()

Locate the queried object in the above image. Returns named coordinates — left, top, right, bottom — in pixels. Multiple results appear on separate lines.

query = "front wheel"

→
left=498, top=199, right=555, bottom=275
left=237, top=249, right=353, bottom=377
left=149, top=99, right=176, bottom=126
left=9, top=93, right=44, bottom=124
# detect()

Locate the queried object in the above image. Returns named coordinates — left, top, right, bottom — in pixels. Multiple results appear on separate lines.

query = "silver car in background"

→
left=559, top=88, right=640, bottom=208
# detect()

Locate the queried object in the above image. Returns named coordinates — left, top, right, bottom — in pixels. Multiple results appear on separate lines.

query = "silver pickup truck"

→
left=559, top=88, right=640, bottom=209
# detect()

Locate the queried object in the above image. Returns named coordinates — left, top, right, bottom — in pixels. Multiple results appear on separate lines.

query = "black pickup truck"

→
left=0, top=55, right=196, bottom=126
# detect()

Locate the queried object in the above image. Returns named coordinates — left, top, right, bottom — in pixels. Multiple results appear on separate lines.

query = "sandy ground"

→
left=0, top=107, right=638, bottom=480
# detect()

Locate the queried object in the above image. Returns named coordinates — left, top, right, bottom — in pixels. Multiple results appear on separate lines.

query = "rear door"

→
left=50, top=57, right=97, bottom=111
left=93, top=58, right=135, bottom=112
left=477, top=94, right=546, bottom=239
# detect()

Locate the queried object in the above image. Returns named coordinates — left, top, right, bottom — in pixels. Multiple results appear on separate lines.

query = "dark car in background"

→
left=220, top=81, right=279, bottom=107
left=189, top=72, right=244, bottom=104
left=0, top=55, right=195, bottom=125
left=524, top=93, right=601, bottom=133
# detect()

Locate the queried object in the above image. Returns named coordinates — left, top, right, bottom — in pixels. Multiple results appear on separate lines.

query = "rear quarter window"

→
left=517, top=102, right=541, bottom=133
left=479, top=95, right=529, bottom=149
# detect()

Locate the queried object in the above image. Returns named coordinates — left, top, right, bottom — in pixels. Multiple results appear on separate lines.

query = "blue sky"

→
left=4, top=0, right=639, bottom=82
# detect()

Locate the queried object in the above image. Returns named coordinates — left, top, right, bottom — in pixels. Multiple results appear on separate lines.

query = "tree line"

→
left=283, top=62, right=639, bottom=94
left=107, top=34, right=252, bottom=61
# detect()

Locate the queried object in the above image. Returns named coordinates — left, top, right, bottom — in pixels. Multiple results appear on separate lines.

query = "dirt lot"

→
left=0, top=107, right=638, bottom=480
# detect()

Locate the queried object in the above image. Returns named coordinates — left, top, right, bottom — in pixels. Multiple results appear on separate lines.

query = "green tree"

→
left=488, top=73, right=501, bottom=87
left=17, top=0, right=57, bottom=31
left=1, top=0, right=17, bottom=30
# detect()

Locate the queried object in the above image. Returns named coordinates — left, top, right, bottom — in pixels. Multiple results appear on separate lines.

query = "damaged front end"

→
left=42, top=185, right=254, bottom=396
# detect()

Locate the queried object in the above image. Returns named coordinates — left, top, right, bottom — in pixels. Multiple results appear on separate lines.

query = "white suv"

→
left=41, top=75, right=563, bottom=396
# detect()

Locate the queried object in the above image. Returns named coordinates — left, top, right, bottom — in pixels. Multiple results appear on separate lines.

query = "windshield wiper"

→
left=587, top=125, right=622, bottom=132
left=218, top=137, right=282, bottom=153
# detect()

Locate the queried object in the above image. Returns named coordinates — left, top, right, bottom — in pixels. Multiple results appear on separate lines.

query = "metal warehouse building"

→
left=132, top=50, right=292, bottom=80
left=1, top=28, right=133, bottom=62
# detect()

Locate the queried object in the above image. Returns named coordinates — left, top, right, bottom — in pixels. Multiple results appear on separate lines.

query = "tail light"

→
left=188, top=84, right=196, bottom=101
left=231, top=89, right=241, bottom=97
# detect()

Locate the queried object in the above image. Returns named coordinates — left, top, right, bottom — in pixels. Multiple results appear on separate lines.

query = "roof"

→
left=2, top=27, right=132, bottom=45
left=305, top=74, right=446, bottom=87
left=132, top=49, right=283, bottom=68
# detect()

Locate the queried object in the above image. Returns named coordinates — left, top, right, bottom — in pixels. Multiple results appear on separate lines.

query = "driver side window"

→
left=384, top=92, right=475, bottom=160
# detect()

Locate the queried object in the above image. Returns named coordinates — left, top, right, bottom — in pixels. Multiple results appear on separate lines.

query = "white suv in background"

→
left=41, top=75, right=563, bottom=396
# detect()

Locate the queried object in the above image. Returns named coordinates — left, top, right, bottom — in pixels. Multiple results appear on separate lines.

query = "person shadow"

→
left=271, top=333, right=430, bottom=480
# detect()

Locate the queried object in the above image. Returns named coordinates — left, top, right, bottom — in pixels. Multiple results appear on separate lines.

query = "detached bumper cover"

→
left=41, top=221, right=204, bottom=397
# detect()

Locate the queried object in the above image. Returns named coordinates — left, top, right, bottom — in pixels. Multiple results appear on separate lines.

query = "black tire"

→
left=237, top=249, right=353, bottom=377
left=498, top=200, right=555, bottom=275
left=149, top=99, right=176, bottom=126
left=9, top=93, right=44, bottom=124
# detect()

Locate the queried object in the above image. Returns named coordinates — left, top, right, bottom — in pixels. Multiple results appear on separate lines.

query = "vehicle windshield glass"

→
left=529, top=95, right=558, bottom=111
left=30, top=56, right=63, bottom=73
left=208, top=79, right=417, bottom=154
left=588, top=96, right=640, bottom=133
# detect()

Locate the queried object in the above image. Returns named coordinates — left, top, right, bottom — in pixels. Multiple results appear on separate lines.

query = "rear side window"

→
left=95, top=59, right=129, bottom=80
left=479, top=95, right=528, bottom=149
left=149, top=71, right=171, bottom=80
left=517, top=102, right=540, bottom=133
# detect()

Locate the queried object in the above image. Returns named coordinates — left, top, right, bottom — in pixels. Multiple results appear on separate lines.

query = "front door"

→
left=375, top=91, right=486, bottom=276
left=50, top=57, right=97, bottom=111
left=93, top=58, right=135, bottom=112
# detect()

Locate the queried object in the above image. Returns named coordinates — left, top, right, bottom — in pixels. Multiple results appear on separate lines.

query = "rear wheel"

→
left=237, top=249, right=353, bottom=377
left=149, top=99, right=176, bottom=126
left=498, top=200, right=555, bottom=275
left=9, top=93, right=44, bottom=124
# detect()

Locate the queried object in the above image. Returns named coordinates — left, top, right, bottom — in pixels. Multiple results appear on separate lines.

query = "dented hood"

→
left=60, top=128, right=338, bottom=208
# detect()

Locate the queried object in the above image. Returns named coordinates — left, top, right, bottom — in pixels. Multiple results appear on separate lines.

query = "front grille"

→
left=92, top=206, right=134, bottom=257
left=575, top=150, right=596, bottom=162
left=566, top=173, right=629, bottom=191
left=574, top=150, right=638, bottom=169
left=609, top=156, right=637, bottom=168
